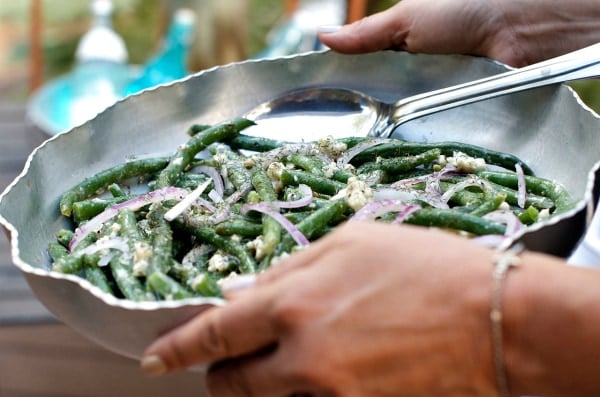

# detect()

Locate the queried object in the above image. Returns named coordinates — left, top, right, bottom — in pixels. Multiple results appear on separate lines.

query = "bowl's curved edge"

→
left=509, top=84, right=600, bottom=257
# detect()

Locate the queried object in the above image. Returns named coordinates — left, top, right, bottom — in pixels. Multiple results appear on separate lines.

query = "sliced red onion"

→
left=515, top=163, right=527, bottom=208
left=209, top=204, right=232, bottom=225
left=226, top=183, right=253, bottom=205
left=269, top=184, right=313, bottom=209
left=351, top=199, right=420, bottom=222
left=197, top=197, right=217, bottom=213
left=373, top=188, right=419, bottom=202
left=336, top=138, right=392, bottom=169
left=192, top=165, right=224, bottom=196
left=208, top=189, right=224, bottom=204
left=391, top=165, right=460, bottom=189
left=392, top=204, right=421, bottom=224
left=373, top=188, right=448, bottom=210
left=483, top=210, right=523, bottom=236
left=69, top=187, right=188, bottom=251
left=73, top=236, right=129, bottom=267
left=241, top=202, right=309, bottom=247
left=164, top=179, right=212, bottom=222
left=441, top=176, right=492, bottom=203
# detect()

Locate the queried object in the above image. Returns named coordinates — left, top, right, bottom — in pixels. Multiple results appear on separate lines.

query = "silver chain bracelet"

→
left=491, top=243, right=524, bottom=397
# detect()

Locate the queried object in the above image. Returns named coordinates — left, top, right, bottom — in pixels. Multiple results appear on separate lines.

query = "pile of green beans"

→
left=48, top=118, right=574, bottom=302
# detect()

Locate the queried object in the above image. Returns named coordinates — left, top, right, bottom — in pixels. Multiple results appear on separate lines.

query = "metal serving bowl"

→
left=1, top=50, right=599, bottom=360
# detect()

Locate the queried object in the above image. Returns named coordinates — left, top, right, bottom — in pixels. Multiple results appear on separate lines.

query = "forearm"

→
left=504, top=250, right=600, bottom=396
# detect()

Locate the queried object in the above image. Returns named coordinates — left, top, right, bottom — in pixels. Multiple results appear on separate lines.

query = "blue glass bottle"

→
left=124, top=8, right=196, bottom=96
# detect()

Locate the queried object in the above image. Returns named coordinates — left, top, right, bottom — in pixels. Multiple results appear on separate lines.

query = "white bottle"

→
left=69, top=0, right=129, bottom=127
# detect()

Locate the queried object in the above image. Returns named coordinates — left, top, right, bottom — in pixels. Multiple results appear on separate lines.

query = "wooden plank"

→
left=0, top=324, right=208, bottom=397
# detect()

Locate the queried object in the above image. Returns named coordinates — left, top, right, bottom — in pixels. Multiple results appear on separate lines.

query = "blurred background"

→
left=1, top=0, right=599, bottom=134
left=0, top=0, right=402, bottom=136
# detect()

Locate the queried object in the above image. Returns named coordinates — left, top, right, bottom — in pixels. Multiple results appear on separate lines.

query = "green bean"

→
left=168, top=259, right=223, bottom=297
left=60, top=157, right=169, bottom=217
left=277, top=199, right=350, bottom=254
left=56, top=229, right=74, bottom=248
left=48, top=242, right=69, bottom=262
left=108, top=209, right=153, bottom=301
left=478, top=170, right=573, bottom=213
left=72, top=195, right=134, bottom=223
left=108, top=183, right=126, bottom=197
left=82, top=255, right=114, bottom=295
left=280, top=169, right=345, bottom=196
left=147, top=271, right=192, bottom=300
left=405, top=208, right=506, bottom=235
left=226, top=134, right=289, bottom=152
left=251, top=168, right=282, bottom=258
left=155, top=118, right=254, bottom=189
left=216, top=145, right=253, bottom=190
left=180, top=224, right=257, bottom=274
left=187, top=124, right=212, bottom=137
left=358, top=148, right=441, bottom=174
left=517, top=206, right=541, bottom=225
left=51, top=232, right=97, bottom=274
left=469, top=192, right=507, bottom=217
left=352, top=140, right=535, bottom=175
left=287, top=153, right=353, bottom=183
left=214, top=219, right=262, bottom=237
left=147, top=206, right=174, bottom=275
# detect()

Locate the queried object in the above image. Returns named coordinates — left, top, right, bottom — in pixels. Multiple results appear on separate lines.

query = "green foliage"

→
left=569, top=81, right=600, bottom=115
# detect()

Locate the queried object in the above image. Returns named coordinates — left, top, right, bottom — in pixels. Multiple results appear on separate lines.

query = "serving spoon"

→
left=244, top=42, right=600, bottom=141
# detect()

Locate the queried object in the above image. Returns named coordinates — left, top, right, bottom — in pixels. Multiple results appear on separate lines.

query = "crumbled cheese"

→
left=318, top=136, right=347, bottom=158
left=322, top=162, right=339, bottom=178
left=212, top=153, right=228, bottom=166
left=133, top=241, right=152, bottom=276
left=270, top=252, right=290, bottom=267
left=191, top=273, right=207, bottom=290
left=243, top=156, right=257, bottom=168
left=172, top=157, right=183, bottom=166
left=109, top=222, right=121, bottom=236
left=446, top=151, right=487, bottom=173
left=539, top=208, right=551, bottom=220
left=498, top=201, right=510, bottom=211
left=207, top=252, right=231, bottom=272
left=217, top=271, right=240, bottom=287
left=246, top=236, right=266, bottom=260
left=267, top=162, right=286, bottom=181
left=345, top=177, right=374, bottom=211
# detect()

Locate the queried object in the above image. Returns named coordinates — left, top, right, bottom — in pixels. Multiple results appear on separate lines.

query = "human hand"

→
left=141, top=222, right=500, bottom=397
left=319, top=0, right=600, bottom=67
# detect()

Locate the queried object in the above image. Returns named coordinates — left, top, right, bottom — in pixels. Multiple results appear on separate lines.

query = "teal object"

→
left=124, top=9, right=196, bottom=96
left=27, top=0, right=132, bottom=136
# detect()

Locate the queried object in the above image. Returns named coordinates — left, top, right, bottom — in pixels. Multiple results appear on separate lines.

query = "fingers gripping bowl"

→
left=1, top=51, right=599, bottom=360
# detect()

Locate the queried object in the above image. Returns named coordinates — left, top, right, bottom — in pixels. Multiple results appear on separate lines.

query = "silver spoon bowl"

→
left=244, top=42, right=600, bottom=140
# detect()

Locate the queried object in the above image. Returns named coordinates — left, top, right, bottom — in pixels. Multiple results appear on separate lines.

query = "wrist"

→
left=500, top=250, right=599, bottom=396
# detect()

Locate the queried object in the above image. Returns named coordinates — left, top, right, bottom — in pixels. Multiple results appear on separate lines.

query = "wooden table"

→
left=0, top=102, right=207, bottom=397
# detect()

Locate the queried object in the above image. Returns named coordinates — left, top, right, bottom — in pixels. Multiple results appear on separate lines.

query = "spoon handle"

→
left=388, top=42, right=600, bottom=132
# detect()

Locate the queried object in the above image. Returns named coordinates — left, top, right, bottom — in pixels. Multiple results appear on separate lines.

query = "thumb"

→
left=318, top=5, right=409, bottom=54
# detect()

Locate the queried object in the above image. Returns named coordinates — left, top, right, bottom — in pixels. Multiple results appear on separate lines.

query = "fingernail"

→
left=141, top=355, right=168, bottom=376
left=220, top=274, right=256, bottom=294
left=318, top=24, right=342, bottom=34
